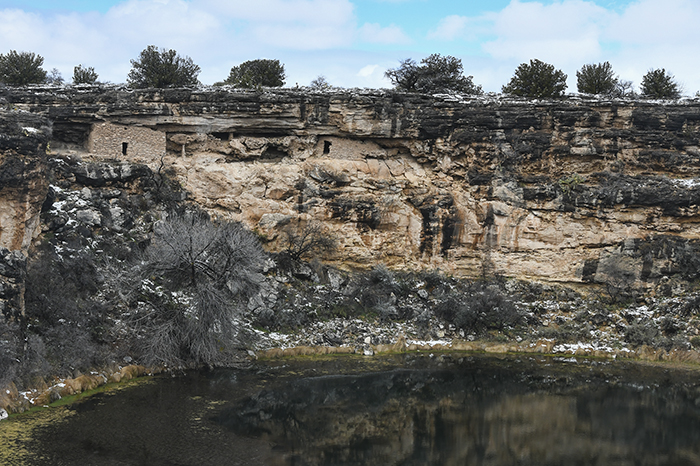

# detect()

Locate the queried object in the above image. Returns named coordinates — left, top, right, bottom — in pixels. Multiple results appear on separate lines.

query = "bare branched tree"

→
left=126, top=211, right=268, bottom=366
left=282, top=222, right=337, bottom=261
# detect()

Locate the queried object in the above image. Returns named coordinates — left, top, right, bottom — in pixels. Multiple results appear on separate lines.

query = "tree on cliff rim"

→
left=385, top=54, right=482, bottom=95
left=0, top=50, right=47, bottom=86
left=127, top=45, right=200, bottom=89
left=576, top=62, right=618, bottom=95
left=225, top=59, right=286, bottom=88
left=502, top=59, right=567, bottom=98
left=640, top=68, right=681, bottom=99
left=73, top=64, right=98, bottom=84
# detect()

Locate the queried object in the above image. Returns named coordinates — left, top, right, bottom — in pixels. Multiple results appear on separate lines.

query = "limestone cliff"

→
left=0, top=110, right=50, bottom=318
left=4, top=85, right=700, bottom=294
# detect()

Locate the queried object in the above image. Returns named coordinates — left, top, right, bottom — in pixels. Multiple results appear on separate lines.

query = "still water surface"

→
left=5, top=353, right=700, bottom=465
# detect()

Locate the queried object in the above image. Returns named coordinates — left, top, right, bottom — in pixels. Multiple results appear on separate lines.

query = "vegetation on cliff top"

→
left=72, top=65, right=98, bottom=85
left=0, top=51, right=47, bottom=86
left=640, top=68, right=682, bottom=99
left=384, top=54, right=482, bottom=95
left=502, top=59, right=568, bottom=98
left=223, top=59, right=286, bottom=89
left=127, top=45, right=201, bottom=89
left=0, top=44, right=693, bottom=98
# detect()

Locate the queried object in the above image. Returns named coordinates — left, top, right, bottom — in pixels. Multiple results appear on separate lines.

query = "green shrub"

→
left=435, top=282, right=523, bottom=334
left=73, top=64, right=98, bottom=84
left=576, top=62, right=618, bottom=95
left=640, top=69, right=681, bottom=99
left=127, top=45, right=200, bottom=89
left=624, top=321, right=659, bottom=347
left=502, top=59, right=567, bottom=98
left=225, top=59, right=285, bottom=88
left=558, top=173, right=584, bottom=195
left=0, top=50, right=47, bottom=86
left=385, top=54, right=482, bottom=95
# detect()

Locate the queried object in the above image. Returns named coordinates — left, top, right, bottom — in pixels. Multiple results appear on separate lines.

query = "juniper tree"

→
left=73, top=64, right=98, bottom=84
left=640, top=68, right=681, bottom=99
left=127, top=45, right=200, bottom=89
left=577, top=62, right=618, bottom=95
left=385, top=54, right=482, bottom=95
left=0, top=50, right=47, bottom=86
left=502, top=59, right=567, bottom=98
left=225, top=59, right=286, bottom=88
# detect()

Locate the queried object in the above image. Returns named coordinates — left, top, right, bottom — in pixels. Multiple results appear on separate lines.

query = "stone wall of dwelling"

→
left=88, top=122, right=165, bottom=160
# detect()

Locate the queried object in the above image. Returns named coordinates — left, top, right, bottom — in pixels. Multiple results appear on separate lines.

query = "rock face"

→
left=0, top=110, right=50, bottom=253
left=0, top=110, right=50, bottom=318
left=4, top=86, right=700, bottom=293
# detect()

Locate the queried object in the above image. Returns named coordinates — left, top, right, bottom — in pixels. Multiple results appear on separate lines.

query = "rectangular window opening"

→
left=122, top=142, right=128, bottom=156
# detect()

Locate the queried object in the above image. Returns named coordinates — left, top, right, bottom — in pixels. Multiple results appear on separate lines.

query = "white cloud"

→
left=429, top=0, right=700, bottom=93
left=198, top=0, right=354, bottom=24
left=358, top=23, right=410, bottom=44
left=481, top=0, right=611, bottom=65
left=355, top=63, right=391, bottom=88
left=4, top=0, right=700, bottom=93
left=427, top=15, right=470, bottom=41
left=606, top=0, right=700, bottom=45
left=196, top=0, right=357, bottom=49
left=105, top=0, right=220, bottom=48
left=0, top=9, right=51, bottom=51
left=0, top=0, right=362, bottom=84
left=358, top=64, right=379, bottom=77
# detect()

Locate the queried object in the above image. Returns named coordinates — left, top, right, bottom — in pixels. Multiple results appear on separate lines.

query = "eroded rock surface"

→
left=4, top=86, right=700, bottom=293
left=0, top=110, right=50, bottom=318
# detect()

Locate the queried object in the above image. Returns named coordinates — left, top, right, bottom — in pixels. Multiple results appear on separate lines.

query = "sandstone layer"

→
left=4, top=86, right=700, bottom=293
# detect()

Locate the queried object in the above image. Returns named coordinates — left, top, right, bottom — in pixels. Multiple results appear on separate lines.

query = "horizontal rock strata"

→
left=4, top=86, right=700, bottom=292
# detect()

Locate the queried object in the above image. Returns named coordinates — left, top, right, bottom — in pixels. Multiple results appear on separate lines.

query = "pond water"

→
left=4, top=353, right=700, bottom=465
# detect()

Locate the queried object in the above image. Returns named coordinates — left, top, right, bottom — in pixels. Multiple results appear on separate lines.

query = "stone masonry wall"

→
left=88, top=122, right=165, bottom=161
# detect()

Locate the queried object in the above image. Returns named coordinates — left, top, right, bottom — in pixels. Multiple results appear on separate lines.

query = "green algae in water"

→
left=0, top=376, right=154, bottom=466
left=0, top=407, right=75, bottom=465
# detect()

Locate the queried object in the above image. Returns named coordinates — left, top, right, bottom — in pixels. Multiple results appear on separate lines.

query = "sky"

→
left=0, top=0, right=699, bottom=94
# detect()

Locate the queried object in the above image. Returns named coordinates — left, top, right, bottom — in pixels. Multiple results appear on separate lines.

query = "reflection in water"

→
left=16, top=354, right=700, bottom=465
left=217, top=355, right=700, bottom=466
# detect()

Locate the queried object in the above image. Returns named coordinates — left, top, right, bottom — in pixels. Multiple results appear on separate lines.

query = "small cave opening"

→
left=323, top=140, right=332, bottom=155
left=50, top=122, right=91, bottom=152
left=211, top=132, right=230, bottom=141
left=261, top=147, right=288, bottom=161
left=121, top=142, right=128, bottom=156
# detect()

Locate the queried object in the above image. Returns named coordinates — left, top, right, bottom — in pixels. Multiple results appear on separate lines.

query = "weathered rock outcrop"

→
left=4, top=86, right=700, bottom=294
left=0, top=110, right=50, bottom=318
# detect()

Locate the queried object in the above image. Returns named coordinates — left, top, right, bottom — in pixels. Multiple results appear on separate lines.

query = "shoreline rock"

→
left=0, top=364, right=162, bottom=417
left=255, top=335, right=700, bottom=368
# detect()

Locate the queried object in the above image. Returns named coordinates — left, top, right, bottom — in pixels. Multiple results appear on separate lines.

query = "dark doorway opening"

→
left=323, top=140, right=332, bottom=155
left=122, top=142, right=128, bottom=156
